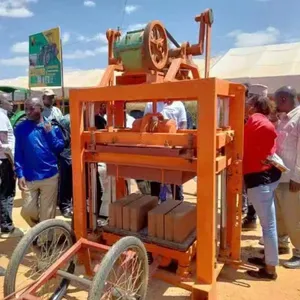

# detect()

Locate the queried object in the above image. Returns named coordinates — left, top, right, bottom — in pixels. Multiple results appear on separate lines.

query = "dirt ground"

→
left=1, top=182, right=300, bottom=300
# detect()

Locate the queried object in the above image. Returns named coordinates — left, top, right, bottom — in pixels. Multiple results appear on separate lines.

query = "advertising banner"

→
left=29, top=27, right=62, bottom=87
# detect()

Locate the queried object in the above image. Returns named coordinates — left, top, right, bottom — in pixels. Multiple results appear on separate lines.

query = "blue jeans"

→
left=247, top=180, right=280, bottom=266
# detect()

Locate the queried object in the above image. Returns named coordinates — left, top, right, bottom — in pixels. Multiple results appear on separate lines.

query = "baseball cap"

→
left=43, top=88, right=56, bottom=96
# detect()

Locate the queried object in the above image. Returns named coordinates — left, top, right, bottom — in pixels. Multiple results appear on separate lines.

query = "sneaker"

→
left=0, top=266, right=5, bottom=276
left=0, top=228, right=25, bottom=239
left=247, top=267, right=277, bottom=281
left=242, top=217, right=257, bottom=231
left=282, top=256, right=300, bottom=269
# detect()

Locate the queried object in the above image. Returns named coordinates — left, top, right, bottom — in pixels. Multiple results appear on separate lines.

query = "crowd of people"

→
left=0, top=84, right=299, bottom=281
left=243, top=84, right=300, bottom=280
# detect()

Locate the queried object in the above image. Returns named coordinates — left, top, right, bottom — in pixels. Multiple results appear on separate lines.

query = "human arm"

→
left=289, top=119, right=300, bottom=192
left=44, top=123, right=65, bottom=155
left=177, top=102, right=187, bottom=129
left=14, top=126, right=27, bottom=190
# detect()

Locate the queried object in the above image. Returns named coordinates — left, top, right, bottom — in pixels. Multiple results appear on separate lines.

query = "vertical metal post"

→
left=220, top=170, right=227, bottom=250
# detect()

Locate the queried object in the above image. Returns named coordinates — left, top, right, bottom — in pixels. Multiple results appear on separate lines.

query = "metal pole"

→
left=220, top=170, right=227, bottom=250
left=60, top=35, right=65, bottom=114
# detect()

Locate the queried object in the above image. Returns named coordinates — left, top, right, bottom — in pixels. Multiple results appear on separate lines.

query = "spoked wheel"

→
left=4, top=219, right=76, bottom=300
left=143, top=20, right=168, bottom=71
left=88, top=236, right=149, bottom=300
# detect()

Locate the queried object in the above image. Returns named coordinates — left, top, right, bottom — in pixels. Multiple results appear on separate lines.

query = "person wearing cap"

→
left=242, top=84, right=268, bottom=231
left=274, top=86, right=300, bottom=269
left=0, top=94, right=24, bottom=238
left=14, top=97, right=65, bottom=227
left=42, top=89, right=63, bottom=122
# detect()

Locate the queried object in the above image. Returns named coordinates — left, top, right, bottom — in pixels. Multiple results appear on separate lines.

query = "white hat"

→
left=248, top=84, right=268, bottom=97
left=43, top=88, right=55, bottom=96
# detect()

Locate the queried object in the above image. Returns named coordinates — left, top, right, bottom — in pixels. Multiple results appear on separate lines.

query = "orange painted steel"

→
left=68, top=78, right=245, bottom=299
left=12, top=9, right=244, bottom=300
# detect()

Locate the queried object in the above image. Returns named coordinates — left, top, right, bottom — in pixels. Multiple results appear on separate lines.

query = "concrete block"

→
left=148, top=200, right=181, bottom=238
left=124, top=195, right=158, bottom=232
left=109, top=193, right=143, bottom=229
left=165, top=202, right=196, bottom=243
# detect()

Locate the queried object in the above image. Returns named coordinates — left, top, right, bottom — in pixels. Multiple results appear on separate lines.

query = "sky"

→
left=0, top=0, right=300, bottom=80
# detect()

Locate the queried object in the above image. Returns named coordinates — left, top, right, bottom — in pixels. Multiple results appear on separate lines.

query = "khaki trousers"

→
left=21, top=174, right=58, bottom=227
left=275, top=183, right=300, bottom=257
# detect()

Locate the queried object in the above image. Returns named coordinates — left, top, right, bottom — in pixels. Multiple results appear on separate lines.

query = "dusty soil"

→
left=1, top=182, right=299, bottom=300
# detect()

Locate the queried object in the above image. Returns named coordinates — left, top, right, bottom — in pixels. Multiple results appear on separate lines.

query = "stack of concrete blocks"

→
left=148, top=201, right=196, bottom=243
left=109, top=193, right=158, bottom=232
left=109, top=194, right=196, bottom=243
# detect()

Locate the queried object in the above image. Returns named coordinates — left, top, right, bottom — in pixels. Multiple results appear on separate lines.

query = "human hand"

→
left=289, top=180, right=300, bottom=193
left=44, top=122, right=52, bottom=133
left=18, top=177, right=27, bottom=191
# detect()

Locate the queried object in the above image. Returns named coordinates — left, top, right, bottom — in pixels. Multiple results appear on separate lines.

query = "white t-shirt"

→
left=103, top=113, right=136, bottom=128
left=144, top=101, right=187, bottom=129
left=0, top=109, right=15, bottom=159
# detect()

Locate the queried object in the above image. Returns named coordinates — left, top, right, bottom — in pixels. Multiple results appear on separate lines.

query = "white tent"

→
left=210, top=42, right=300, bottom=93
left=0, top=57, right=221, bottom=98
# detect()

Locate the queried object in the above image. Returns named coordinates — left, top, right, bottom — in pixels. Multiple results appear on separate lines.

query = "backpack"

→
left=50, top=118, right=71, bottom=149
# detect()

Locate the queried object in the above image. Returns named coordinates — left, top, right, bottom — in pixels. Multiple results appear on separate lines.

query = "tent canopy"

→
left=210, top=42, right=300, bottom=93
left=1, top=42, right=300, bottom=96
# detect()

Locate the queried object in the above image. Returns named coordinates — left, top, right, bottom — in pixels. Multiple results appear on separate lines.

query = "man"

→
left=15, top=97, right=65, bottom=227
left=0, top=94, right=23, bottom=238
left=144, top=101, right=187, bottom=200
left=42, top=89, right=63, bottom=122
left=274, top=86, right=300, bottom=269
left=57, top=114, right=73, bottom=218
left=242, top=84, right=268, bottom=231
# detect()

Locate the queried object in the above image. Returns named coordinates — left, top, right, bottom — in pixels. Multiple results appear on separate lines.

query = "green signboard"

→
left=29, top=27, right=62, bottom=87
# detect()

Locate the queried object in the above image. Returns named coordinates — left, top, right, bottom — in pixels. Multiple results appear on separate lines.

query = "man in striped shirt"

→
left=275, top=86, right=300, bottom=269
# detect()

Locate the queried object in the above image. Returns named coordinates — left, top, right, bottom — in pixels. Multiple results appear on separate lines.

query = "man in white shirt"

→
left=0, top=94, right=23, bottom=238
left=144, top=101, right=187, bottom=130
left=275, top=86, right=300, bottom=269
left=42, top=89, right=63, bottom=122
left=144, top=101, right=187, bottom=201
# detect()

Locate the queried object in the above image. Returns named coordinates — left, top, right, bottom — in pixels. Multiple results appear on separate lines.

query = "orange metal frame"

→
left=10, top=11, right=245, bottom=299
left=68, top=78, right=244, bottom=299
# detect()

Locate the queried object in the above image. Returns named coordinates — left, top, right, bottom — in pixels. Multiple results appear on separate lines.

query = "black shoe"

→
left=62, top=209, right=73, bottom=219
left=247, top=267, right=277, bottom=280
left=282, top=256, right=300, bottom=269
left=242, top=217, right=257, bottom=231
left=260, top=247, right=290, bottom=255
left=248, top=257, right=266, bottom=267
left=0, top=266, right=6, bottom=276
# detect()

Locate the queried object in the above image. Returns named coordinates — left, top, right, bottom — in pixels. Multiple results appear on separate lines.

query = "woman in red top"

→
left=244, top=96, right=281, bottom=280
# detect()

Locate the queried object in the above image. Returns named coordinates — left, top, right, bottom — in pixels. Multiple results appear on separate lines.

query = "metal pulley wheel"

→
left=143, top=20, right=169, bottom=70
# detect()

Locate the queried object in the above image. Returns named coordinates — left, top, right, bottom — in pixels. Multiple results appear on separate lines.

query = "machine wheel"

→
left=143, top=20, right=168, bottom=71
left=4, top=219, right=76, bottom=300
left=88, top=236, right=149, bottom=300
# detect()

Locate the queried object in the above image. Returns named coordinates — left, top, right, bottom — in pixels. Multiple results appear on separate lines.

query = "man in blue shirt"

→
left=14, top=97, right=65, bottom=227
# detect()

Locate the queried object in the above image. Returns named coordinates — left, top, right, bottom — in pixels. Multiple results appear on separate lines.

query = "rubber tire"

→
left=88, top=236, right=149, bottom=300
left=4, top=219, right=76, bottom=299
